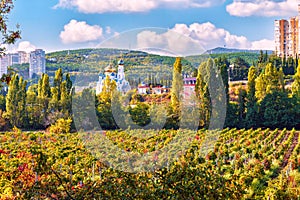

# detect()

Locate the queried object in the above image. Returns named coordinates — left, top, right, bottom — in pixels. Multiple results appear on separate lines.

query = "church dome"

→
left=118, top=59, right=124, bottom=65
left=105, top=64, right=116, bottom=72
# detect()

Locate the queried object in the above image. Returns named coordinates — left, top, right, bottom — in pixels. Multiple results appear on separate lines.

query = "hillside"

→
left=206, top=47, right=273, bottom=54
left=44, top=48, right=260, bottom=87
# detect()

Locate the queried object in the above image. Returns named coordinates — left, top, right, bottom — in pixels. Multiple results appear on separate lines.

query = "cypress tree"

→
left=54, top=68, right=63, bottom=100
left=60, top=81, right=69, bottom=113
left=26, top=85, right=39, bottom=128
left=66, top=73, right=73, bottom=95
left=245, top=66, right=258, bottom=128
left=255, top=63, right=281, bottom=101
left=5, top=74, right=27, bottom=127
left=170, top=57, right=183, bottom=111
left=5, top=74, right=19, bottom=127
left=237, top=87, right=246, bottom=127
left=195, top=62, right=211, bottom=127
left=292, top=61, right=300, bottom=98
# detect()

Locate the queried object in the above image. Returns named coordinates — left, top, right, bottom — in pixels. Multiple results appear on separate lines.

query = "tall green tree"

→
left=0, top=94, right=5, bottom=111
left=49, top=87, right=59, bottom=111
left=60, top=81, right=70, bottom=113
left=195, top=62, right=211, bottom=127
left=5, top=74, right=27, bottom=127
left=65, top=73, right=73, bottom=95
left=97, top=76, right=118, bottom=129
left=245, top=66, right=258, bottom=128
left=37, top=74, right=51, bottom=127
left=166, top=57, right=183, bottom=129
left=170, top=57, right=183, bottom=111
left=255, top=63, right=281, bottom=101
left=26, top=84, right=40, bottom=128
left=54, top=68, right=63, bottom=100
left=292, top=62, right=300, bottom=98
left=259, top=91, right=299, bottom=129
left=237, top=87, right=246, bottom=127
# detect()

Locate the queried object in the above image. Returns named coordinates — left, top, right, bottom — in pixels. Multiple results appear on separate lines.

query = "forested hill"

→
left=206, top=47, right=273, bottom=54
left=45, top=48, right=260, bottom=73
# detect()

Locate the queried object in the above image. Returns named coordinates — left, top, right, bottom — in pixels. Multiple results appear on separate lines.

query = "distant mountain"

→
left=206, top=47, right=273, bottom=55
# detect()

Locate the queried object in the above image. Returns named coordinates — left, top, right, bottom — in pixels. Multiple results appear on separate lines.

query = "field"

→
left=0, top=128, right=299, bottom=199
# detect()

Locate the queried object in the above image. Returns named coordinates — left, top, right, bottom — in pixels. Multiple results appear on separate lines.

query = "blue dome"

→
left=99, top=73, right=105, bottom=78
left=118, top=59, right=124, bottom=65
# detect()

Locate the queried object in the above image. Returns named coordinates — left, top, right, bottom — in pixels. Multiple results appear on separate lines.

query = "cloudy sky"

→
left=7, top=0, right=300, bottom=53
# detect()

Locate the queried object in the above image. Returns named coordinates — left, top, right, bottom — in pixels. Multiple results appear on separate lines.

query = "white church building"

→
left=96, top=59, right=131, bottom=95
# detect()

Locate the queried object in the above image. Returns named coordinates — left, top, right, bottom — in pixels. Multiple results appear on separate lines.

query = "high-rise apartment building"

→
left=275, top=5, right=300, bottom=58
left=29, top=49, right=46, bottom=78
left=18, top=51, right=29, bottom=64
left=275, top=19, right=289, bottom=57
left=0, top=55, right=8, bottom=77
left=288, top=17, right=299, bottom=58
left=8, top=53, right=20, bottom=66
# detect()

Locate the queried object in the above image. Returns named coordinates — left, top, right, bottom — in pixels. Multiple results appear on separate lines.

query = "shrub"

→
left=49, top=118, right=72, bottom=134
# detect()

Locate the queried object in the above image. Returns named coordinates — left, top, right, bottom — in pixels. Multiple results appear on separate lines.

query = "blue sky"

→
left=7, top=0, right=300, bottom=53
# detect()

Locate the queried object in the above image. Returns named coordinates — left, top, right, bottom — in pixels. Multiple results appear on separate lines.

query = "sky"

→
left=6, top=0, right=300, bottom=54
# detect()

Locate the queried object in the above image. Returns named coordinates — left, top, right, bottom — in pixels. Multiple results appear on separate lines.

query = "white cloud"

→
left=136, top=29, right=204, bottom=56
left=251, top=39, right=274, bottom=50
left=60, top=20, right=103, bottom=44
left=6, top=41, right=36, bottom=53
left=105, top=26, right=112, bottom=35
left=226, top=0, right=298, bottom=17
left=136, top=22, right=274, bottom=55
left=54, top=0, right=225, bottom=13
left=16, top=41, right=36, bottom=52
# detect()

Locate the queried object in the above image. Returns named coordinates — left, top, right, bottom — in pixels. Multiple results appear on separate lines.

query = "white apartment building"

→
left=0, top=55, right=8, bottom=77
left=18, top=51, right=29, bottom=64
left=29, top=49, right=46, bottom=79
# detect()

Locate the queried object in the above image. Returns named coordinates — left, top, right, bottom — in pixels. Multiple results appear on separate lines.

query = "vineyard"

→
left=0, top=128, right=299, bottom=199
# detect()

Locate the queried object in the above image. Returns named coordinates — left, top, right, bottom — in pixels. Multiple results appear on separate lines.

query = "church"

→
left=96, top=59, right=131, bottom=95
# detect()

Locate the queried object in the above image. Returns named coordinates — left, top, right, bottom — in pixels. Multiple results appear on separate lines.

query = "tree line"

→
left=1, top=55, right=300, bottom=131
left=0, top=69, right=73, bottom=130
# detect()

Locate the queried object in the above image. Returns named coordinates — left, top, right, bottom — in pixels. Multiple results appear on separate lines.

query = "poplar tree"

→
left=278, top=67, right=285, bottom=92
left=66, top=73, right=73, bottom=95
left=5, top=74, right=27, bottom=127
left=54, top=68, right=63, bottom=100
left=60, top=81, right=69, bottom=113
left=292, top=62, right=300, bottom=98
left=37, top=74, right=51, bottom=127
left=26, top=85, right=40, bottom=128
left=245, top=66, right=258, bottom=128
left=255, top=63, right=281, bottom=101
left=97, top=76, right=118, bottom=129
left=49, top=87, right=59, bottom=111
left=237, top=87, right=246, bottom=127
left=5, top=74, right=19, bottom=126
left=195, top=62, right=211, bottom=127
left=170, top=57, right=183, bottom=112
left=17, top=77, right=27, bottom=127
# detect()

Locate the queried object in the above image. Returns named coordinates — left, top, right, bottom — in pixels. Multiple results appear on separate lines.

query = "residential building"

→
left=0, top=55, right=8, bottom=77
left=137, top=83, right=169, bottom=95
left=183, top=77, right=196, bottom=99
left=275, top=5, right=300, bottom=58
left=8, top=53, right=20, bottom=66
left=18, top=51, right=29, bottom=64
left=288, top=17, right=299, bottom=58
left=29, top=49, right=46, bottom=78
left=275, top=19, right=289, bottom=58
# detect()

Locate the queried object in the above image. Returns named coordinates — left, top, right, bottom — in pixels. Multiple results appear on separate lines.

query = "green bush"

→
left=49, top=118, right=72, bottom=134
